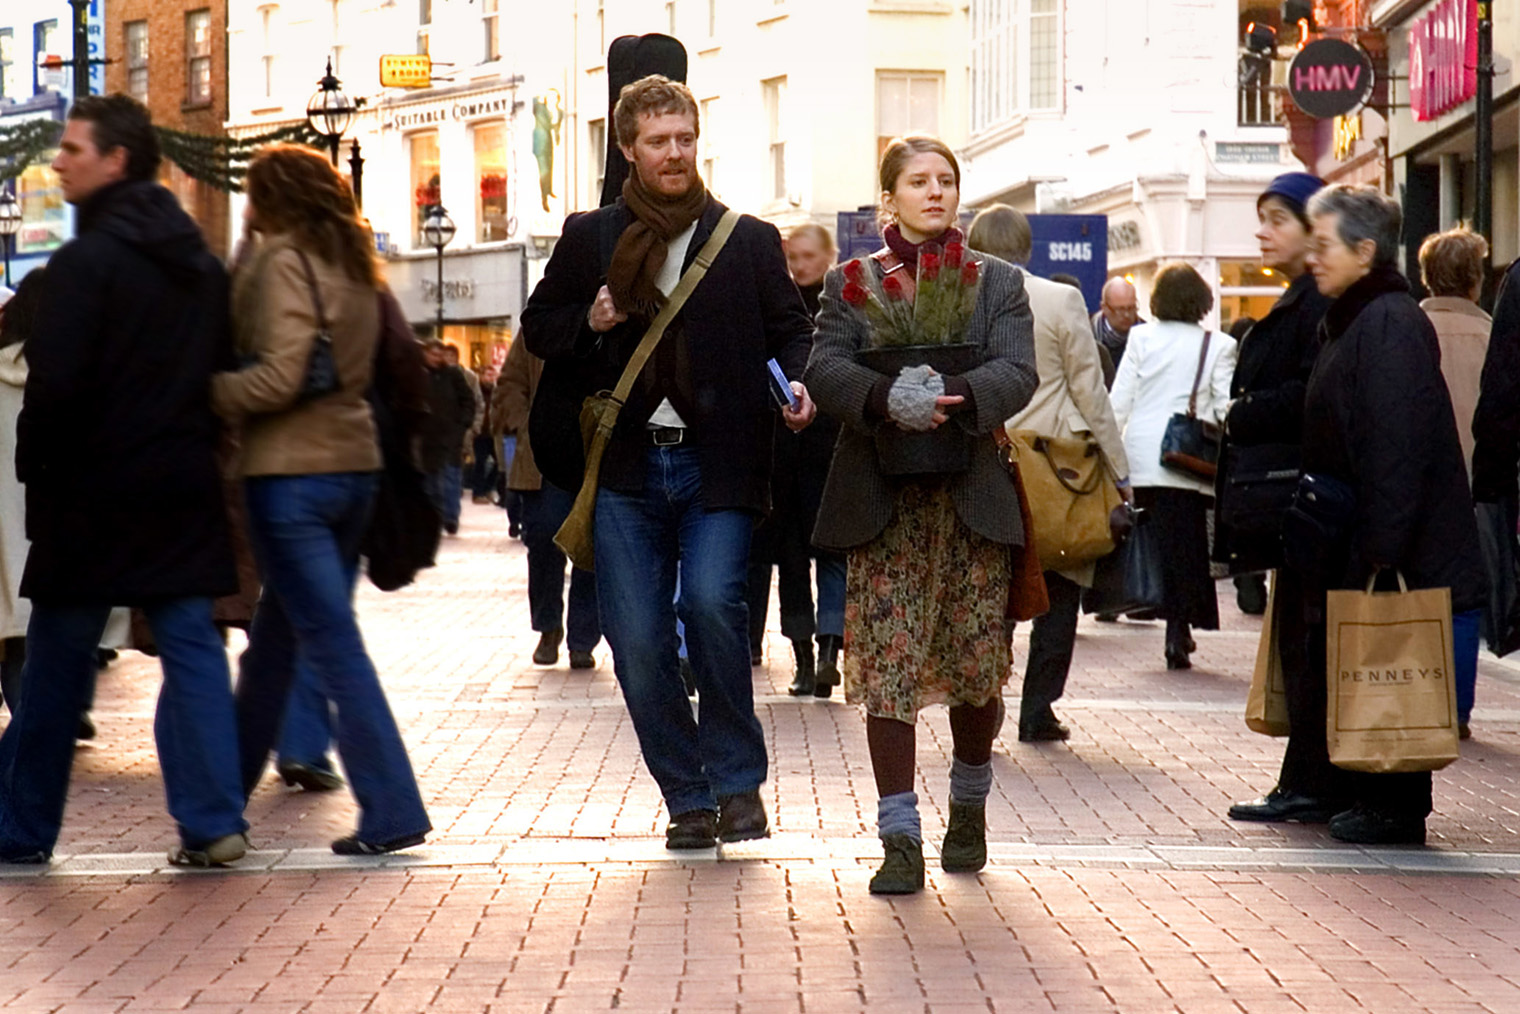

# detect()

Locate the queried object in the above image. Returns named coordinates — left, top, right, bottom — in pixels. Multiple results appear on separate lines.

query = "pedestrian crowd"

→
left=0, top=82, right=1502, bottom=894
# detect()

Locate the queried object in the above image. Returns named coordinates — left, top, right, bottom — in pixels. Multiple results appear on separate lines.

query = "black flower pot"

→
left=855, top=343, right=984, bottom=477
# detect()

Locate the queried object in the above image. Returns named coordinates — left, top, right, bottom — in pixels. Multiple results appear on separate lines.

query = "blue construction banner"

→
left=835, top=210, right=1108, bottom=315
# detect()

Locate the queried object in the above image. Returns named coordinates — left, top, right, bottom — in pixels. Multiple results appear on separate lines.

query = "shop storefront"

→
left=1, top=92, right=67, bottom=286
left=383, top=245, right=525, bottom=371
left=1374, top=0, right=1520, bottom=272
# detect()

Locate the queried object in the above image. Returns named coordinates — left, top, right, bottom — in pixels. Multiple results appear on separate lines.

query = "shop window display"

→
left=475, top=122, right=510, bottom=242
left=410, top=130, right=440, bottom=247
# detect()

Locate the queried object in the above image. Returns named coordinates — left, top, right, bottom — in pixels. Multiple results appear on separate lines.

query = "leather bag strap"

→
left=1187, top=330, right=1212, bottom=418
left=292, top=249, right=331, bottom=332
left=599, top=208, right=741, bottom=423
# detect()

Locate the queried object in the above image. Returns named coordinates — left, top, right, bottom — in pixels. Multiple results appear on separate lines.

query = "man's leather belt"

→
left=649, top=427, right=686, bottom=446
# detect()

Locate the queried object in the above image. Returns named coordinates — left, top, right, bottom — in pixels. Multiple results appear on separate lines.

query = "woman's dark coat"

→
left=17, top=180, right=237, bottom=606
left=1300, top=268, right=1485, bottom=613
left=1214, top=271, right=1331, bottom=572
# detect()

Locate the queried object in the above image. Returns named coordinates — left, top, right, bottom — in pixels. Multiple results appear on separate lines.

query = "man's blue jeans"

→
left=594, top=445, right=766, bottom=816
left=816, top=553, right=848, bottom=639
left=423, top=464, right=463, bottom=531
left=0, top=598, right=247, bottom=856
left=1455, top=608, right=1481, bottom=726
left=277, top=659, right=335, bottom=773
left=236, top=472, right=430, bottom=844
left=520, top=482, right=601, bottom=651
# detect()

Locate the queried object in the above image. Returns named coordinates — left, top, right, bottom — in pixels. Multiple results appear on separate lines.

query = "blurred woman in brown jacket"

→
left=213, top=145, right=430, bottom=855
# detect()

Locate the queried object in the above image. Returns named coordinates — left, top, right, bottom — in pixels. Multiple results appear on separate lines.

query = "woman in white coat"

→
left=1111, top=263, right=1237, bottom=669
left=0, top=276, right=33, bottom=711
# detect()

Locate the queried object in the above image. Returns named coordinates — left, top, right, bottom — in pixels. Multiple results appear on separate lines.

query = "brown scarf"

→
left=607, top=172, right=710, bottom=320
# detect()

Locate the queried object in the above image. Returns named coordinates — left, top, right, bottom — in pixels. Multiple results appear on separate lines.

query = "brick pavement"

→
left=2, top=500, right=1520, bottom=1013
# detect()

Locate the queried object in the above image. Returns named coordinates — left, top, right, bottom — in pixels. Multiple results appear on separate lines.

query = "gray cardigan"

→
left=803, top=254, right=1038, bottom=551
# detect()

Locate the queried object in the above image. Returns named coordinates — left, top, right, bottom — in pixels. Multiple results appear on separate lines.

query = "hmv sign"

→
left=1288, top=39, right=1375, bottom=119
left=1410, top=0, right=1477, bottom=122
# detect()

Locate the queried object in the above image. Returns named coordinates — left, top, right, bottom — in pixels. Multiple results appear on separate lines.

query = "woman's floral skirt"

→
left=842, top=482, right=1012, bottom=723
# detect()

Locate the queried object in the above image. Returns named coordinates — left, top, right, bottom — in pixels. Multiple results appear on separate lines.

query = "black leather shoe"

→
left=532, top=629, right=562, bottom=666
left=1018, top=720, right=1070, bottom=742
left=278, top=760, right=344, bottom=792
left=665, top=809, right=717, bottom=850
left=1228, top=789, right=1338, bottom=824
left=568, top=650, right=595, bottom=670
left=331, top=831, right=427, bottom=856
left=1165, top=651, right=1192, bottom=670
left=813, top=635, right=841, bottom=699
left=716, top=790, right=769, bottom=842
left=1328, top=805, right=1426, bottom=845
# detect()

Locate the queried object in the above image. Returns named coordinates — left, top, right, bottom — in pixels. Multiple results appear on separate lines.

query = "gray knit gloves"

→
left=886, top=365, right=945, bottom=432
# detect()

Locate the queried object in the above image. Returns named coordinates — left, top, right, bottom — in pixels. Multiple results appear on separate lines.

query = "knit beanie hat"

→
left=1257, top=172, right=1325, bottom=225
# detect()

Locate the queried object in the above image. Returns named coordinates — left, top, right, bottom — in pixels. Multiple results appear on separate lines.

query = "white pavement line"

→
left=7, top=836, right=1520, bottom=878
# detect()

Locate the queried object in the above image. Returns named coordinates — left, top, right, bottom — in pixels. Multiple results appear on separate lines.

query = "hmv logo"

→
left=1294, top=64, right=1364, bottom=93
left=1288, top=39, right=1376, bottom=119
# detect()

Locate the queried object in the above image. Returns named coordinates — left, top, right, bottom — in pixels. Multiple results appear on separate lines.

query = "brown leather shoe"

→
left=716, top=790, right=769, bottom=842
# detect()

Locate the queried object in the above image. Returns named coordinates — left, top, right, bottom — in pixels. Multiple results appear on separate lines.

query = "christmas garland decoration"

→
left=0, top=119, right=64, bottom=184
left=156, top=121, right=328, bottom=193
left=0, top=118, right=326, bottom=192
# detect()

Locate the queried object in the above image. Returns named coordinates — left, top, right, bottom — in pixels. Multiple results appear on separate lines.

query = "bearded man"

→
left=521, top=75, right=815, bottom=850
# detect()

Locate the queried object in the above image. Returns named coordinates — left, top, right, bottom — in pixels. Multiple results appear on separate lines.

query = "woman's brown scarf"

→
left=607, top=172, right=710, bottom=320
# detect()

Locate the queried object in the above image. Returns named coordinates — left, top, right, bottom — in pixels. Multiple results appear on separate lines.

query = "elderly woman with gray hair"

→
left=1297, top=184, right=1485, bottom=845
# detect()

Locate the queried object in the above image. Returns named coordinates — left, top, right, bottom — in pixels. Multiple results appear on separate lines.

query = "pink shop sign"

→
left=1410, top=0, right=1478, bottom=122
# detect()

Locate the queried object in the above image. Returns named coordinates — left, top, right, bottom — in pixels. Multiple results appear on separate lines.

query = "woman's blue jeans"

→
left=237, top=472, right=430, bottom=844
left=594, top=446, right=767, bottom=816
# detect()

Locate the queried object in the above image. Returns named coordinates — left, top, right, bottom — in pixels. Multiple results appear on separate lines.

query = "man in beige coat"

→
left=969, top=206, right=1130, bottom=742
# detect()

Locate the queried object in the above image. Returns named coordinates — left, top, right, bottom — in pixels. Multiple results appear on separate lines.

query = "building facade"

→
left=1373, top=0, right=1520, bottom=275
left=960, top=0, right=1320, bottom=331
left=104, top=0, right=232, bottom=253
left=0, top=0, right=92, bottom=286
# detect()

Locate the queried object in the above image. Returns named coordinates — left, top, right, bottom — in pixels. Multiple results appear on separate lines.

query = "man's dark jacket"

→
left=18, top=179, right=236, bottom=605
left=1300, top=268, right=1485, bottom=614
left=1213, top=271, right=1331, bottom=571
left=521, top=198, right=813, bottom=513
left=1472, top=258, right=1520, bottom=503
left=418, top=364, right=475, bottom=472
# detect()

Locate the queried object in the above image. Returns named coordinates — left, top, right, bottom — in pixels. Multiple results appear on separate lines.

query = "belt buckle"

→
left=652, top=427, right=684, bottom=447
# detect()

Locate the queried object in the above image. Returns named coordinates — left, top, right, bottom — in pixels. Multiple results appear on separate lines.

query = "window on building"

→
left=1219, top=260, right=1290, bottom=334
left=186, top=10, right=212, bottom=106
left=410, top=131, right=441, bottom=246
left=970, top=0, right=1061, bottom=134
left=0, top=29, right=16, bottom=101
left=418, top=0, right=431, bottom=55
left=474, top=122, right=509, bottom=242
left=588, top=118, right=606, bottom=204
left=259, top=6, right=277, bottom=101
left=125, top=21, right=149, bottom=103
left=876, top=72, right=940, bottom=161
left=33, top=20, right=59, bottom=95
left=482, top=0, right=500, bottom=62
left=762, top=76, right=786, bottom=201
left=700, top=97, right=718, bottom=195
left=18, top=161, right=66, bottom=256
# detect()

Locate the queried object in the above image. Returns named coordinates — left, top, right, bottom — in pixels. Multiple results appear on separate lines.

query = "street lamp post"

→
left=421, top=206, right=456, bottom=340
left=0, top=189, right=22, bottom=289
left=306, top=58, right=364, bottom=206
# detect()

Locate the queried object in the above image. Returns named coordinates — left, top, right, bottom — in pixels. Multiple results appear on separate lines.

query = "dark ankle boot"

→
left=788, top=639, right=816, bottom=696
left=813, top=634, right=842, bottom=699
left=941, top=800, right=987, bottom=873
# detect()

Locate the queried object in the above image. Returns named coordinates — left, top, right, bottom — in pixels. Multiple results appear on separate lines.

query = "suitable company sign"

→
left=380, top=54, right=432, bottom=89
left=1410, top=0, right=1477, bottom=122
left=835, top=211, right=1108, bottom=314
left=1288, top=39, right=1375, bottom=119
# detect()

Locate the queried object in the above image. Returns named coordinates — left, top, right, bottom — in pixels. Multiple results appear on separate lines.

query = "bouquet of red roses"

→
left=838, top=242, right=982, bottom=348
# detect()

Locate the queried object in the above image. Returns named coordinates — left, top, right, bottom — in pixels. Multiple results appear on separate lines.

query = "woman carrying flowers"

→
left=804, top=136, right=1038, bottom=895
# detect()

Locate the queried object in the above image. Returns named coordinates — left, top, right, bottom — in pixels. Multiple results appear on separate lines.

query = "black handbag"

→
left=292, top=250, right=341, bottom=403
left=1218, top=441, right=1301, bottom=539
left=1281, top=471, right=1356, bottom=585
left=1082, top=508, right=1165, bottom=616
left=1159, top=331, right=1221, bottom=479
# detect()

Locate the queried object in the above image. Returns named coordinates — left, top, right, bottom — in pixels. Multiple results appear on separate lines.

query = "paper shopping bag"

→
left=1245, top=572, right=1290, bottom=736
left=1326, top=572, right=1460, bottom=774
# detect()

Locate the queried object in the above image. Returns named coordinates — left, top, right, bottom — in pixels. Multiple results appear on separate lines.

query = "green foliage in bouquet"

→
left=839, top=242, right=983, bottom=348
